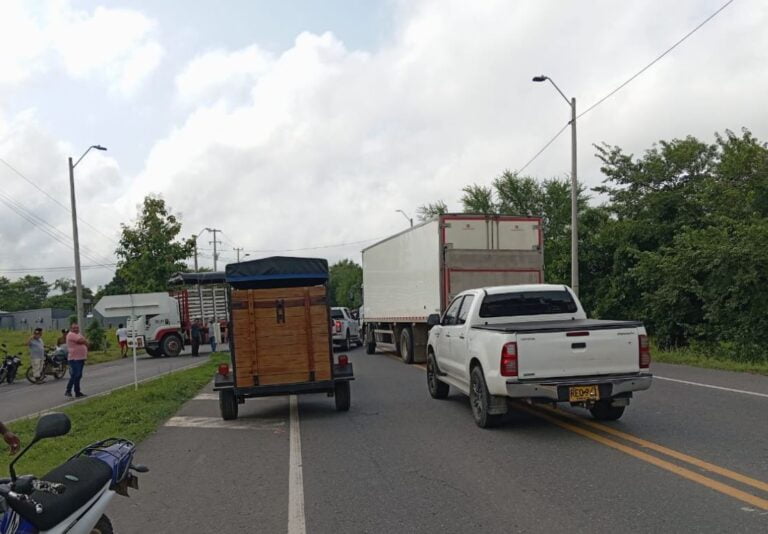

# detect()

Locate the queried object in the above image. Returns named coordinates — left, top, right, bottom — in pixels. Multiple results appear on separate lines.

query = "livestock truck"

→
left=361, top=214, right=543, bottom=363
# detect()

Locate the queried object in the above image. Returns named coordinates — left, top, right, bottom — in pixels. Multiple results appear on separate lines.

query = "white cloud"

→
left=0, top=1, right=163, bottom=96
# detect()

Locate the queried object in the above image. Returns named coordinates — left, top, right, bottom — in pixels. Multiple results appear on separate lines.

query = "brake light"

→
left=500, top=342, right=518, bottom=377
left=334, top=320, right=342, bottom=333
left=639, top=335, right=651, bottom=369
left=217, top=363, right=230, bottom=376
left=338, top=355, right=349, bottom=366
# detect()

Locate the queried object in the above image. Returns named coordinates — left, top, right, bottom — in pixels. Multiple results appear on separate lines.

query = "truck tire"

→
left=470, top=366, right=502, bottom=428
left=589, top=400, right=625, bottom=421
left=145, top=347, right=160, bottom=358
left=92, top=514, right=114, bottom=534
left=427, top=353, right=449, bottom=399
left=365, top=326, right=376, bottom=354
left=344, top=330, right=351, bottom=351
left=161, top=334, right=183, bottom=358
left=334, top=380, right=351, bottom=411
left=399, top=327, right=414, bottom=364
left=220, top=389, right=238, bottom=420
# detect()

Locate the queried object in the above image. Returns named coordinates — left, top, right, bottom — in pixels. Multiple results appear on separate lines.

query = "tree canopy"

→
left=328, top=259, right=362, bottom=309
left=105, top=196, right=195, bottom=294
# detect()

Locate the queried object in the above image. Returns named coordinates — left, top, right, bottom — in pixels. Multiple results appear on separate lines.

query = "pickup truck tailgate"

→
left=478, top=319, right=643, bottom=380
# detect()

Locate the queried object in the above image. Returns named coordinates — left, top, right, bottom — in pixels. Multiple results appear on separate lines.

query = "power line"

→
left=515, top=0, right=735, bottom=174
left=0, top=157, right=120, bottom=246
left=577, top=0, right=735, bottom=119
left=244, top=236, right=385, bottom=254
left=0, top=264, right=116, bottom=274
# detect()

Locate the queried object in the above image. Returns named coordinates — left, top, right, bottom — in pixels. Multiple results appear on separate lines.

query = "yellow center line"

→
left=532, top=403, right=768, bottom=494
left=514, top=404, right=768, bottom=511
left=409, top=361, right=768, bottom=508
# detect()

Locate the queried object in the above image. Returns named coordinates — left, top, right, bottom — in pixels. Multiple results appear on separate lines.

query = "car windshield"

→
left=330, top=310, right=344, bottom=319
left=479, top=290, right=577, bottom=317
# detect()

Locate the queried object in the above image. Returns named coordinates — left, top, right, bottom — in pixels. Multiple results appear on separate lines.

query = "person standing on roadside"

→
left=190, top=319, right=202, bottom=357
left=65, top=323, right=88, bottom=398
left=116, top=323, right=128, bottom=358
left=27, top=327, right=46, bottom=382
left=0, top=420, right=20, bottom=455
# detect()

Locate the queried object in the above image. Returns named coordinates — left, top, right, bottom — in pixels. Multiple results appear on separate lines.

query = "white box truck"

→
left=362, top=214, right=543, bottom=363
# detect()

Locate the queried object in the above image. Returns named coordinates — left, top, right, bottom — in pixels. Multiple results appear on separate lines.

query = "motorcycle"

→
left=25, top=348, right=68, bottom=385
left=0, top=344, right=22, bottom=385
left=0, top=413, right=149, bottom=533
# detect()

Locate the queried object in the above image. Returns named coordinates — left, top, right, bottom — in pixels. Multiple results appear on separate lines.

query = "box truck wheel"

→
left=399, top=327, right=414, bottom=364
left=334, top=380, right=351, bottom=411
left=365, top=326, right=376, bottom=354
left=220, top=389, right=238, bottom=420
left=161, top=334, right=183, bottom=358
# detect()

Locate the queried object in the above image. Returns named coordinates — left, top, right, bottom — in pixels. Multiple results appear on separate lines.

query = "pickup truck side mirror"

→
left=426, top=314, right=440, bottom=326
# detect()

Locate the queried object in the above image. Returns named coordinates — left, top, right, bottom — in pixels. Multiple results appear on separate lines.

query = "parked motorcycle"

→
left=0, top=413, right=148, bottom=533
left=25, top=348, right=68, bottom=385
left=0, top=344, right=22, bottom=385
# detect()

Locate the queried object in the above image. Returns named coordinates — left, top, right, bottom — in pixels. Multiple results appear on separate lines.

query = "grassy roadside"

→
left=0, top=328, right=141, bottom=369
left=2, top=353, right=226, bottom=478
left=651, top=342, right=768, bottom=376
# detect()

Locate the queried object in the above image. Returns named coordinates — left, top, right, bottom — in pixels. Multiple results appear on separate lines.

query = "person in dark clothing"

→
left=190, top=319, right=202, bottom=357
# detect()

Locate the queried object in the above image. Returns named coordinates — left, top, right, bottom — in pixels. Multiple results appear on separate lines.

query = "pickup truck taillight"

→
left=334, top=320, right=342, bottom=333
left=500, top=342, right=518, bottom=377
left=639, top=335, right=651, bottom=369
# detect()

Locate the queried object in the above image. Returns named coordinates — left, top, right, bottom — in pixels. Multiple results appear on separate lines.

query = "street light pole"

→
left=69, top=145, right=107, bottom=328
left=396, top=209, right=413, bottom=228
left=532, top=75, right=579, bottom=296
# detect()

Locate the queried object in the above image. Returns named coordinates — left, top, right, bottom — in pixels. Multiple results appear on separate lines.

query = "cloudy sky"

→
left=1, top=0, right=766, bottom=290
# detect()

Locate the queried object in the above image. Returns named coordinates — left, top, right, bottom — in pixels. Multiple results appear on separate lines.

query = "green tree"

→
left=0, top=275, right=50, bottom=311
left=460, top=184, right=496, bottom=214
left=328, top=259, right=362, bottom=308
left=42, top=277, right=93, bottom=311
left=109, top=196, right=195, bottom=294
left=416, top=200, right=448, bottom=222
left=85, top=320, right=107, bottom=351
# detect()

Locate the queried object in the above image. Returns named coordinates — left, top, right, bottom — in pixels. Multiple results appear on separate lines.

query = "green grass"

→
left=651, top=341, right=768, bottom=376
left=2, top=353, right=226, bottom=478
left=0, top=328, right=137, bottom=369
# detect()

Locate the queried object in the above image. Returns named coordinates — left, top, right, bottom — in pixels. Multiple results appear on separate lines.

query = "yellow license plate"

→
left=569, top=385, right=599, bottom=402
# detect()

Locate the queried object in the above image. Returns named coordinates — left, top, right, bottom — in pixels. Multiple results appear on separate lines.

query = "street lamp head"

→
left=92, top=145, right=107, bottom=151
left=532, top=75, right=548, bottom=82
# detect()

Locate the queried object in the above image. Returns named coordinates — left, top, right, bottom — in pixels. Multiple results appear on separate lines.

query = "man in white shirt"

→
left=116, top=323, right=128, bottom=358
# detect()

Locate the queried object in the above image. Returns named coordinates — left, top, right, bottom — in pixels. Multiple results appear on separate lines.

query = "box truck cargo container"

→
left=361, top=214, right=543, bottom=363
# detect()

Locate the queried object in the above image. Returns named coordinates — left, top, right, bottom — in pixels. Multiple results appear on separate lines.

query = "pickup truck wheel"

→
left=589, top=401, right=625, bottom=421
left=219, top=389, right=239, bottom=420
left=335, top=380, right=351, bottom=411
left=344, top=331, right=351, bottom=351
left=470, top=366, right=502, bottom=428
left=399, top=327, right=414, bottom=364
left=427, top=354, right=449, bottom=399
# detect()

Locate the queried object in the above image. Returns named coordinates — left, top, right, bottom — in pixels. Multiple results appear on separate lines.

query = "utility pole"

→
left=234, top=247, right=244, bottom=262
left=68, top=144, right=107, bottom=328
left=192, top=235, right=199, bottom=272
left=207, top=228, right=222, bottom=271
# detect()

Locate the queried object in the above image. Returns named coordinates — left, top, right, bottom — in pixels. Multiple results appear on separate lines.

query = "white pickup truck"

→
left=331, top=307, right=363, bottom=350
left=426, top=284, right=652, bottom=427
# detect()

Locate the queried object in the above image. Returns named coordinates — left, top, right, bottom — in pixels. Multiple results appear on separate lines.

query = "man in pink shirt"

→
left=65, top=323, right=89, bottom=398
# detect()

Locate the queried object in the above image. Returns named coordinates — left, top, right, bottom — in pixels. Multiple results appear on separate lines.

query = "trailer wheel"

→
left=589, top=400, right=625, bottom=421
left=161, top=334, right=183, bottom=358
left=220, top=389, right=238, bottom=420
left=334, top=380, right=351, bottom=411
left=399, top=327, right=414, bottom=364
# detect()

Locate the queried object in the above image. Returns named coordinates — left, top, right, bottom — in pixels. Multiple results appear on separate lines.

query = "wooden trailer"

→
left=214, top=257, right=354, bottom=420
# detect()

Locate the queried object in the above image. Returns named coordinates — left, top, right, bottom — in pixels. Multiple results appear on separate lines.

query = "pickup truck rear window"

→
left=330, top=310, right=344, bottom=319
left=479, top=290, right=577, bottom=317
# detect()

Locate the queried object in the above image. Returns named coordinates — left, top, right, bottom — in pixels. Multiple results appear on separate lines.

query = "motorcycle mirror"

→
left=10, top=414, right=71, bottom=482
left=34, top=413, right=72, bottom=441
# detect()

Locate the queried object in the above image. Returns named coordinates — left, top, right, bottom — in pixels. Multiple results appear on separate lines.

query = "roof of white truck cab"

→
left=480, top=284, right=571, bottom=295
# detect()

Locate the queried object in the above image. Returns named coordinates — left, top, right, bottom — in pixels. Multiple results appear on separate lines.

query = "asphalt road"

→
left=0, top=346, right=221, bottom=422
left=109, top=350, right=767, bottom=533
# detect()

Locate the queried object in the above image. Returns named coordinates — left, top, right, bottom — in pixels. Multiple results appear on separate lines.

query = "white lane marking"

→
left=656, top=376, right=768, bottom=399
left=288, top=395, right=306, bottom=534
left=164, top=416, right=285, bottom=430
